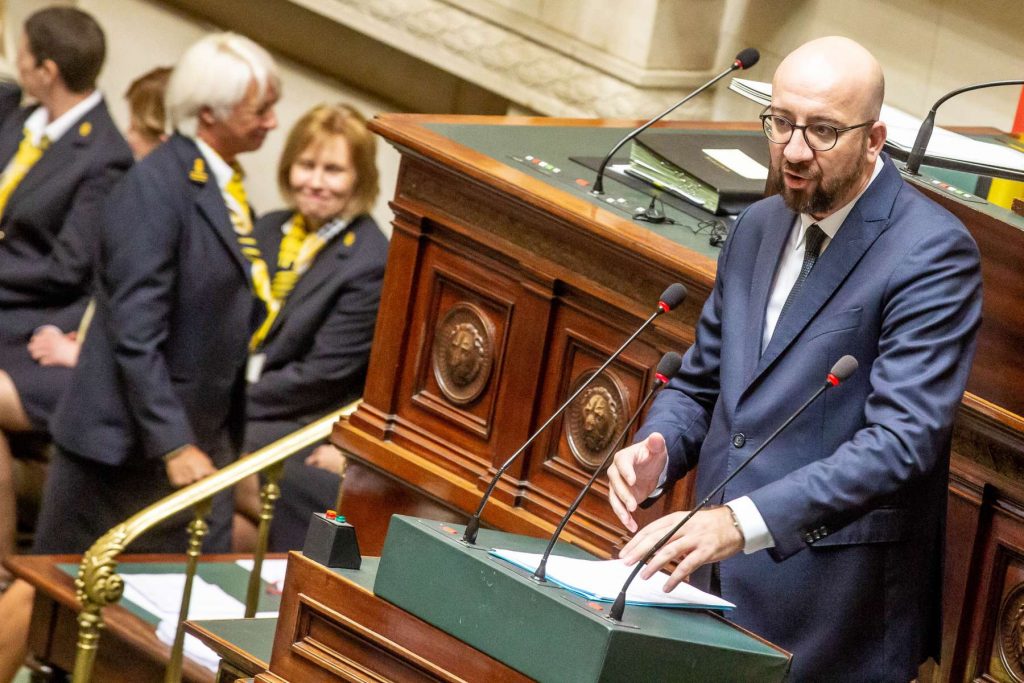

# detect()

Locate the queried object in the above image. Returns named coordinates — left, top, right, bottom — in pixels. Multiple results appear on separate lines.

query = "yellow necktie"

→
left=270, top=213, right=309, bottom=301
left=0, top=128, right=50, bottom=218
left=223, top=165, right=275, bottom=349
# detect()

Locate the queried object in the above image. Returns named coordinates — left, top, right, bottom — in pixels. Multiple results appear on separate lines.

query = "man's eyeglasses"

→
left=759, top=112, right=875, bottom=152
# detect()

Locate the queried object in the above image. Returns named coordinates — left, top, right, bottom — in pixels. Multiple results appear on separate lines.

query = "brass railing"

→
left=71, top=401, right=359, bottom=683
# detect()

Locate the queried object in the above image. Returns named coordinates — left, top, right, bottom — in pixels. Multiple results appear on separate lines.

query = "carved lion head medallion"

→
left=432, top=302, right=494, bottom=405
left=566, top=370, right=627, bottom=470
left=999, top=582, right=1024, bottom=681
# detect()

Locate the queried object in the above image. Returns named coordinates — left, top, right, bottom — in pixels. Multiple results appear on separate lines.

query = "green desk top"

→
left=187, top=616, right=277, bottom=669
left=421, top=122, right=1024, bottom=244
left=425, top=122, right=731, bottom=260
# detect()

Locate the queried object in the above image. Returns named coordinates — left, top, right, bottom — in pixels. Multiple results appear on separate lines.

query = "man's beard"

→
left=766, top=155, right=866, bottom=216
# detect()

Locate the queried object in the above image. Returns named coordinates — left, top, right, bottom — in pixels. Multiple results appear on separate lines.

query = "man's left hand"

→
left=619, top=506, right=744, bottom=592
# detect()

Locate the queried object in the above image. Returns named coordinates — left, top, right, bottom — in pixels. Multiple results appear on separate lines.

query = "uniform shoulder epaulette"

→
left=188, top=158, right=208, bottom=184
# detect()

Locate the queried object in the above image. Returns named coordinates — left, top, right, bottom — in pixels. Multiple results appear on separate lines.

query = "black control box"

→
left=302, top=512, right=361, bottom=570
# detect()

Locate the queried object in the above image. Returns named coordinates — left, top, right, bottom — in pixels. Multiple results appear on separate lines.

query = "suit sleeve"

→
left=0, top=82, right=22, bottom=124
left=0, top=139, right=132, bottom=306
left=99, top=168, right=196, bottom=459
left=246, top=246, right=384, bottom=421
left=633, top=212, right=743, bottom=483
left=750, top=224, right=982, bottom=559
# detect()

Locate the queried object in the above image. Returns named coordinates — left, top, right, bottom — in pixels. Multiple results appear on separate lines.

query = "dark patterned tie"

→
left=778, top=223, right=826, bottom=323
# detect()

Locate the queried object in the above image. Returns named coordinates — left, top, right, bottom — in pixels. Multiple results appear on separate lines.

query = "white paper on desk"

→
left=122, top=574, right=244, bottom=617
left=121, top=573, right=277, bottom=673
left=730, top=78, right=1024, bottom=173
left=155, top=621, right=221, bottom=674
left=235, top=558, right=288, bottom=591
left=490, top=549, right=735, bottom=610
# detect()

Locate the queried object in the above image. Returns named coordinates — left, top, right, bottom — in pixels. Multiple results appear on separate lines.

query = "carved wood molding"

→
left=290, top=0, right=717, bottom=118
left=953, top=393, right=1024, bottom=489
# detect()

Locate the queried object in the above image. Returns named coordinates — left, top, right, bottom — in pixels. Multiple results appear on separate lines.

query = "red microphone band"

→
left=655, top=373, right=670, bottom=384
left=826, top=373, right=840, bottom=387
left=657, top=301, right=670, bottom=313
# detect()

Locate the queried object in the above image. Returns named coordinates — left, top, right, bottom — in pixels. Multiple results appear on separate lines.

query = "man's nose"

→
left=783, top=129, right=814, bottom=164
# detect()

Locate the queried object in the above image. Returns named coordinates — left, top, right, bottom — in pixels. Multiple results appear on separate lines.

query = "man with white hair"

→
left=609, top=36, right=981, bottom=681
left=34, top=31, right=280, bottom=553
left=0, top=31, right=280, bottom=681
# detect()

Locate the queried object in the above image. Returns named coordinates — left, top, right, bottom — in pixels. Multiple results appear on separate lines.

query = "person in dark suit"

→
left=607, top=37, right=982, bottom=682
left=234, top=103, right=388, bottom=551
left=0, top=6, right=132, bottom=586
left=0, top=31, right=280, bottom=682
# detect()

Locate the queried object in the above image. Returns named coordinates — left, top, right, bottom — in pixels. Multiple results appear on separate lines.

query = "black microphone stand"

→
left=532, top=352, right=682, bottom=582
left=592, top=50, right=758, bottom=196
left=462, top=285, right=687, bottom=545
left=904, top=79, right=1024, bottom=177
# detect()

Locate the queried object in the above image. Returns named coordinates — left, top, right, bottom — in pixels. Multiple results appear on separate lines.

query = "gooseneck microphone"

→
left=591, top=48, right=760, bottom=196
left=532, top=352, right=683, bottom=582
left=904, top=78, right=1024, bottom=176
left=608, top=355, right=859, bottom=621
left=462, top=284, right=688, bottom=545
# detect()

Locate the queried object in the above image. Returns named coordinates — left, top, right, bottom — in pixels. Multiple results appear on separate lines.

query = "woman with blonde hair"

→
left=235, top=102, right=388, bottom=550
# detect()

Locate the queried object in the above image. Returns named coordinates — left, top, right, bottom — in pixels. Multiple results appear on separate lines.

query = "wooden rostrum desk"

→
left=331, top=115, right=1024, bottom=682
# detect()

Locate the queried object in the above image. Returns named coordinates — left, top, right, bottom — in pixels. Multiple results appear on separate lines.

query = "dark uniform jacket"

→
left=51, top=133, right=261, bottom=465
left=246, top=209, right=388, bottom=434
left=0, top=82, right=133, bottom=338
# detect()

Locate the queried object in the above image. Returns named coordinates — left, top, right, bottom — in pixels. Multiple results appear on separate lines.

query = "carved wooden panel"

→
left=266, top=552, right=531, bottom=683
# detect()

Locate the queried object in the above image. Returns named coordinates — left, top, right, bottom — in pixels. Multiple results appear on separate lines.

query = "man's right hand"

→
left=165, top=445, right=217, bottom=487
left=607, top=432, right=668, bottom=533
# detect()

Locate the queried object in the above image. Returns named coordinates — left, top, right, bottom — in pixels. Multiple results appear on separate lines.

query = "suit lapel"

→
left=747, top=158, right=903, bottom=388
left=743, top=200, right=794, bottom=384
left=6, top=101, right=108, bottom=206
left=195, top=177, right=253, bottom=283
left=176, top=135, right=253, bottom=284
left=0, top=107, right=29, bottom=167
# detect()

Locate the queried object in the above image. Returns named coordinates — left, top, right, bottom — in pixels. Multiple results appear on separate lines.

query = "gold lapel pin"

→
left=188, top=158, right=208, bottom=184
left=78, top=121, right=92, bottom=137
left=343, top=231, right=356, bottom=247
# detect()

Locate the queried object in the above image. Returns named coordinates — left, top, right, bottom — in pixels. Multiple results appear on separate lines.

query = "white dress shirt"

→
left=22, top=89, right=103, bottom=147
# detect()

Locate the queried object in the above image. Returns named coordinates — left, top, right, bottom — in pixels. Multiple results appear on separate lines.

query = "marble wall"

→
left=2, top=0, right=1022, bottom=226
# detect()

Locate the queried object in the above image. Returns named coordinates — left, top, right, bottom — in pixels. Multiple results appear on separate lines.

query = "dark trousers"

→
left=33, top=445, right=233, bottom=555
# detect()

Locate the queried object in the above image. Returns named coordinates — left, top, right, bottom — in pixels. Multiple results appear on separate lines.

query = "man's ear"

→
left=38, top=58, right=61, bottom=89
left=865, top=120, right=887, bottom=161
left=198, top=106, right=217, bottom=127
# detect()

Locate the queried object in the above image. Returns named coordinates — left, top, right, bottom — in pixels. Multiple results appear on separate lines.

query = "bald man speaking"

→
left=608, top=37, right=982, bottom=681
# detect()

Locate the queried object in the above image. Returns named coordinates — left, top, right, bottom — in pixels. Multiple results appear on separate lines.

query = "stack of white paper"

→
left=730, top=77, right=1024, bottom=174
left=490, top=548, right=735, bottom=610
left=122, top=573, right=276, bottom=673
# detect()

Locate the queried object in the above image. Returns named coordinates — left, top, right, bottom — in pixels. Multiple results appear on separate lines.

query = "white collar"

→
left=192, top=137, right=235, bottom=192
left=23, top=90, right=103, bottom=146
left=796, top=156, right=884, bottom=245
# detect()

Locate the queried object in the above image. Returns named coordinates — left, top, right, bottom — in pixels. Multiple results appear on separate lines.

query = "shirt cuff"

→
left=645, top=456, right=671, bottom=501
left=726, top=496, right=775, bottom=554
left=162, top=444, right=190, bottom=463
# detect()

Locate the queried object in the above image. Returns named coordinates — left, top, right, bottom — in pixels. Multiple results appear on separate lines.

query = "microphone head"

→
left=826, top=355, right=859, bottom=386
left=734, top=48, right=760, bottom=70
left=657, top=283, right=688, bottom=313
left=655, top=352, right=683, bottom=384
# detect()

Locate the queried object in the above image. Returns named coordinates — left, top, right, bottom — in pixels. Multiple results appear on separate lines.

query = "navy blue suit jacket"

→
left=636, top=157, right=982, bottom=682
left=246, top=209, right=387, bottom=429
left=0, top=83, right=133, bottom=338
left=51, top=134, right=261, bottom=466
